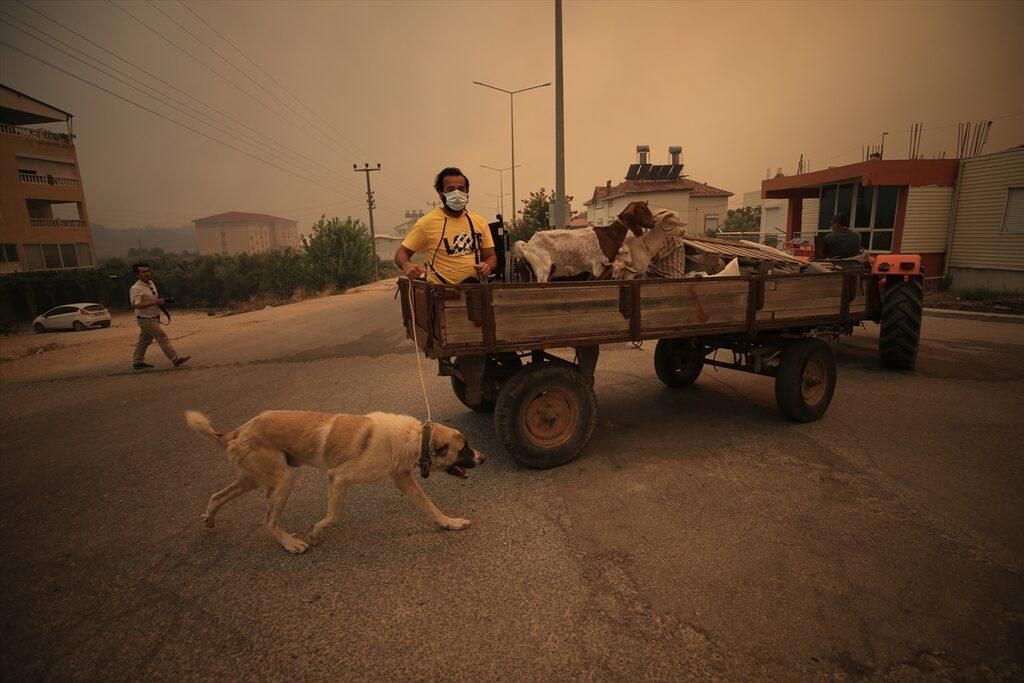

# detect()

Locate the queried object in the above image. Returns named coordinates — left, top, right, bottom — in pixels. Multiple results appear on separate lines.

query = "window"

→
left=42, top=244, right=62, bottom=269
left=23, top=244, right=44, bottom=270
left=46, top=306, right=78, bottom=317
left=818, top=183, right=900, bottom=252
left=1002, top=187, right=1024, bottom=233
left=704, top=215, right=719, bottom=232
left=60, top=243, right=79, bottom=267
left=0, top=243, right=17, bottom=262
left=76, top=243, right=93, bottom=266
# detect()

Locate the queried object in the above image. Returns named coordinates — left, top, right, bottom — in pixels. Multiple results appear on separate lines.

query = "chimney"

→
left=636, top=145, right=650, bottom=165
left=606, top=179, right=612, bottom=192
left=668, top=145, right=682, bottom=165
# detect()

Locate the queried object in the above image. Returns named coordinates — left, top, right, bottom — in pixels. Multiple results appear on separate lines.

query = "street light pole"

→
left=473, top=80, right=550, bottom=228
left=481, top=164, right=520, bottom=218
left=554, top=0, right=567, bottom=228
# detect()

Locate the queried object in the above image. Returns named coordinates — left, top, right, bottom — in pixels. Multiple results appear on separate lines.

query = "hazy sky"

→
left=2, top=0, right=1022, bottom=233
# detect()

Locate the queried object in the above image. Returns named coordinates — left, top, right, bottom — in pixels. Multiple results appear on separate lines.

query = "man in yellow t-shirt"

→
left=395, top=167, right=496, bottom=284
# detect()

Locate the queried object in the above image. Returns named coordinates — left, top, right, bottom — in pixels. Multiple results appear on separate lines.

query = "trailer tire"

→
left=451, top=353, right=522, bottom=413
left=774, top=338, right=836, bottom=423
left=654, top=339, right=704, bottom=387
left=495, top=363, right=597, bottom=469
left=879, top=277, right=923, bottom=371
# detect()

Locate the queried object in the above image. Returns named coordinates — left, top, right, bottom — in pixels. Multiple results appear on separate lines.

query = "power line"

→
left=105, top=0, right=364, bottom=188
left=172, top=0, right=428, bottom=201
left=0, top=14, right=364, bottom=197
left=0, top=40, right=353, bottom=194
left=145, top=0, right=363, bottom=163
left=10, top=1, right=350, bottom=187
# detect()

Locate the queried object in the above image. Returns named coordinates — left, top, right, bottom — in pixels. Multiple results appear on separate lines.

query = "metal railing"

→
left=29, top=218, right=87, bottom=228
left=19, top=172, right=80, bottom=188
left=0, top=123, right=75, bottom=147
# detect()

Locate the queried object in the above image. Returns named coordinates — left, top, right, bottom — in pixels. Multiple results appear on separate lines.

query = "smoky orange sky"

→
left=2, top=0, right=1022, bottom=234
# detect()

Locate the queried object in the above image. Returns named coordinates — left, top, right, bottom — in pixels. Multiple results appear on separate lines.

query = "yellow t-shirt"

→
left=400, top=208, right=494, bottom=284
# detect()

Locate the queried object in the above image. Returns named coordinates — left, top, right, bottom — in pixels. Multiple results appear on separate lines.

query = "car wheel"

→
left=34, top=322, right=45, bottom=334
left=72, top=320, right=86, bottom=331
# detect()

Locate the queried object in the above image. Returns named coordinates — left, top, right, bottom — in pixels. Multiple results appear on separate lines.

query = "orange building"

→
left=0, top=84, right=94, bottom=274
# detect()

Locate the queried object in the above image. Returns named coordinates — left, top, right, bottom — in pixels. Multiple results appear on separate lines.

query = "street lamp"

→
left=472, top=80, right=550, bottom=227
left=480, top=164, right=520, bottom=218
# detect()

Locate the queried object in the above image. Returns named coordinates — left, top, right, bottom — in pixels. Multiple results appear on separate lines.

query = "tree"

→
left=722, top=206, right=761, bottom=233
left=511, top=188, right=574, bottom=243
left=302, top=215, right=375, bottom=289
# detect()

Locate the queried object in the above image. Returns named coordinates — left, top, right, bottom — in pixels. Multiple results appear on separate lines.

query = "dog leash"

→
left=406, top=279, right=435, bottom=478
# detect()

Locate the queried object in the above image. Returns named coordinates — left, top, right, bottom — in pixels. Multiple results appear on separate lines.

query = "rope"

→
left=406, top=280, right=432, bottom=423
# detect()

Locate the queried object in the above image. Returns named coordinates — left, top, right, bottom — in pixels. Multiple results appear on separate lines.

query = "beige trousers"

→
left=134, top=317, right=177, bottom=363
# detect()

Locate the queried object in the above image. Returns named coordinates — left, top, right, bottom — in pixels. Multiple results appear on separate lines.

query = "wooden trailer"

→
left=398, top=254, right=924, bottom=469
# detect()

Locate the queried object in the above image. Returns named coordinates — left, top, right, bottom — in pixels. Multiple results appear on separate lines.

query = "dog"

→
left=185, top=410, right=485, bottom=554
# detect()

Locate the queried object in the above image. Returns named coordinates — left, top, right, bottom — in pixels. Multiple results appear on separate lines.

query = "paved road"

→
left=2, top=286, right=1022, bottom=679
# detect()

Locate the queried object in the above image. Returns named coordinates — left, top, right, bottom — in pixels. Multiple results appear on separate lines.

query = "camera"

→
left=162, top=297, right=176, bottom=306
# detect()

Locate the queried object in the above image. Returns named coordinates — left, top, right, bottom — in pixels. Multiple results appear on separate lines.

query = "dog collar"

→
left=418, top=421, right=432, bottom=478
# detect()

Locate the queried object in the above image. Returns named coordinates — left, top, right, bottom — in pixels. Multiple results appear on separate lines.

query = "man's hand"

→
left=473, top=261, right=492, bottom=279
left=402, top=263, right=425, bottom=279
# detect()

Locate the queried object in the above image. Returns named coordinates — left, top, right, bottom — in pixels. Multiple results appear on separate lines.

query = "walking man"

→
left=130, top=262, right=190, bottom=370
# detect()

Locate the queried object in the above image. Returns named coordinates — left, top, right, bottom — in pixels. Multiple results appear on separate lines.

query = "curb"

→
left=924, top=307, right=1024, bottom=324
left=346, top=278, right=400, bottom=294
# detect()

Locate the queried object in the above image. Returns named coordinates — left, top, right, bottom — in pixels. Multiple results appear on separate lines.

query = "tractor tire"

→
left=654, top=339, right=704, bottom=387
left=495, top=363, right=597, bottom=469
left=451, top=353, right=522, bottom=413
left=879, top=278, right=923, bottom=371
left=775, top=338, right=836, bottom=423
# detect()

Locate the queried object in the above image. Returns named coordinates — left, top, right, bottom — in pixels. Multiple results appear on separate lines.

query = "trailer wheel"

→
left=451, top=353, right=522, bottom=413
left=879, top=278, right=923, bottom=370
left=654, top=339, right=704, bottom=387
left=774, top=338, right=836, bottom=423
left=495, top=363, right=597, bottom=469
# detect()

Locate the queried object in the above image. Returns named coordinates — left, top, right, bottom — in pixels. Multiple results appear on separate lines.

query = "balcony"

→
left=19, top=172, right=80, bottom=188
left=29, top=218, right=88, bottom=228
left=0, top=122, right=75, bottom=147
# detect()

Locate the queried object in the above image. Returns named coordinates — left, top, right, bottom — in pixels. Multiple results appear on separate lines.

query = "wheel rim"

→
left=521, top=388, right=579, bottom=448
left=801, top=357, right=827, bottom=405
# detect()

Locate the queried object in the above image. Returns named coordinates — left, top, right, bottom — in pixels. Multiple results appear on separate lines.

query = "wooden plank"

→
left=492, top=298, right=623, bottom=318
left=445, top=329, right=486, bottom=344
left=495, top=311, right=629, bottom=341
left=641, top=291, right=749, bottom=311
left=763, top=295, right=843, bottom=313
left=640, top=280, right=750, bottom=298
left=643, top=306, right=748, bottom=329
left=492, top=286, right=620, bottom=305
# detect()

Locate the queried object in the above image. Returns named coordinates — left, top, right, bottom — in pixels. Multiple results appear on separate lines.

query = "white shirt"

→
left=130, top=279, right=161, bottom=319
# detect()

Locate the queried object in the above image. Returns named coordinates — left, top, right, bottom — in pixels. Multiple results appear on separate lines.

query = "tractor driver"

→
left=395, top=167, right=497, bottom=284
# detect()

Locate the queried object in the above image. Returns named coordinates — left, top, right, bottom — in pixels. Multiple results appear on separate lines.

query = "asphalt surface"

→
left=1, top=283, right=1022, bottom=680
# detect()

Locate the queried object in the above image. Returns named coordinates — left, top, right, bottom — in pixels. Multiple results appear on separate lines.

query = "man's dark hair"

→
left=132, top=262, right=150, bottom=274
left=434, top=167, right=469, bottom=193
left=832, top=213, right=849, bottom=228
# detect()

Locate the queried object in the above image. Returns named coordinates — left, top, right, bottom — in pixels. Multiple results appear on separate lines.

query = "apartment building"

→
left=193, top=211, right=300, bottom=256
left=0, top=84, right=94, bottom=274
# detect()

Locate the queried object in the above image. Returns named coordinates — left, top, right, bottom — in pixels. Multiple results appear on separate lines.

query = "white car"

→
left=33, top=303, right=112, bottom=333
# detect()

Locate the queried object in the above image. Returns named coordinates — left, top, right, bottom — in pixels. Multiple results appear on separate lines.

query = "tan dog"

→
left=185, top=410, right=485, bottom=554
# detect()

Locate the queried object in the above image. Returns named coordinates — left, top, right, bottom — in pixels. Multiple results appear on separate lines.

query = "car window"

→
left=46, top=306, right=78, bottom=316
left=84, top=305, right=106, bottom=312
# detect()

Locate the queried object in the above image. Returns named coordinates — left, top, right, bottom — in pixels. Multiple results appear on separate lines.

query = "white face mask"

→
left=443, top=190, right=468, bottom=212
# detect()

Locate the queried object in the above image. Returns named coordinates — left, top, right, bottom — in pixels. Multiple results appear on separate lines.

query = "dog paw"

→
left=281, top=536, right=309, bottom=554
left=440, top=517, right=472, bottom=530
left=200, top=513, right=215, bottom=528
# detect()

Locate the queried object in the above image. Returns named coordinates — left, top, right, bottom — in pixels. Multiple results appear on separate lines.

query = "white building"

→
left=193, top=211, right=300, bottom=256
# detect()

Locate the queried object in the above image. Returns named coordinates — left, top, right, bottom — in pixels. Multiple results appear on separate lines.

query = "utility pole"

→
left=353, top=162, right=381, bottom=280
left=554, top=0, right=567, bottom=228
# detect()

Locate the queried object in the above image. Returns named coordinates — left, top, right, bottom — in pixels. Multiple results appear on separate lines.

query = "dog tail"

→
left=185, top=410, right=227, bottom=448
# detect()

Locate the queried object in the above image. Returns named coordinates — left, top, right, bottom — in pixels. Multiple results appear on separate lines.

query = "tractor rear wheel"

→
left=879, top=278, right=923, bottom=370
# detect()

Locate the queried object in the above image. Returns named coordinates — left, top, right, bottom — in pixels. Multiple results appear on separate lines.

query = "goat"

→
left=611, top=209, right=686, bottom=280
left=511, top=201, right=654, bottom=283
